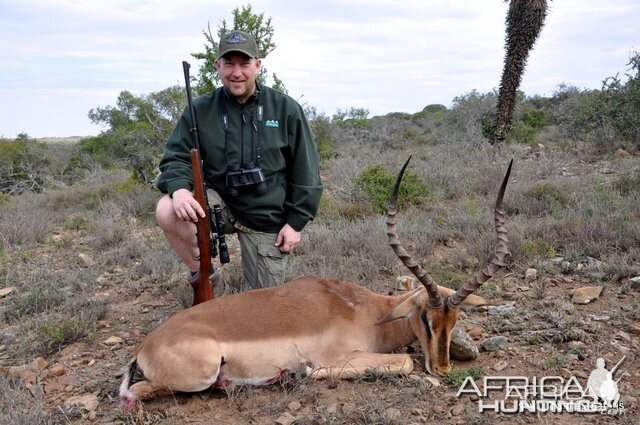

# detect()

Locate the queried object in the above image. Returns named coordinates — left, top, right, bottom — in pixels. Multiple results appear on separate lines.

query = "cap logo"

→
left=226, top=33, right=248, bottom=44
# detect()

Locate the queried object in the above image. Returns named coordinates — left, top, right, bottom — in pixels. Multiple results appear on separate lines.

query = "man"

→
left=156, top=30, right=323, bottom=293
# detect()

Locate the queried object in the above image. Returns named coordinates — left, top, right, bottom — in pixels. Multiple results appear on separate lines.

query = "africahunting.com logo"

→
left=457, top=356, right=632, bottom=416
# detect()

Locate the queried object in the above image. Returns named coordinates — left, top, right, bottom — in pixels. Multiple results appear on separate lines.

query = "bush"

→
left=444, top=365, right=486, bottom=387
left=0, top=138, right=50, bottom=195
left=613, top=170, right=640, bottom=197
left=353, top=164, right=433, bottom=214
left=515, top=182, right=571, bottom=218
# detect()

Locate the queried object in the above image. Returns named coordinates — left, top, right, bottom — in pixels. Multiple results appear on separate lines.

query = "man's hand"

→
left=172, top=188, right=205, bottom=222
left=275, top=224, right=301, bottom=253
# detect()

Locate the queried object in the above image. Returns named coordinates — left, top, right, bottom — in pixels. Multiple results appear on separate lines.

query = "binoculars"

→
left=226, top=162, right=267, bottom=197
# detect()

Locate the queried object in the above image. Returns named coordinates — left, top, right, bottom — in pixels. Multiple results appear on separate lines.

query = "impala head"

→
left=381, top=156, right=512, bottom=375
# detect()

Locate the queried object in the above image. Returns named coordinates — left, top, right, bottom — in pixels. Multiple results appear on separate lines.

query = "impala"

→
left=119, top=157, right=512, bottom=410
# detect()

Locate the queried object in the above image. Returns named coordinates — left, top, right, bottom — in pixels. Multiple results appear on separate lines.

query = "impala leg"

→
left=310, top=351, right=414, bottom=380
left=130, top=339, right=223, bottom=402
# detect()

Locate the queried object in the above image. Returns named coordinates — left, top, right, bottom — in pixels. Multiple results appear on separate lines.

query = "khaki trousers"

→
left=209, top=190, right=288, bottom=292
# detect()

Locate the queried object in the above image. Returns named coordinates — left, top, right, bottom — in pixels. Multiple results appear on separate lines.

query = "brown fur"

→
left=120, top=276, right=483, bottom=408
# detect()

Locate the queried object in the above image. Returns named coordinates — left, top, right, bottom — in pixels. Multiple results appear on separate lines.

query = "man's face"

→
left=215, top=52, right=261, bottom=103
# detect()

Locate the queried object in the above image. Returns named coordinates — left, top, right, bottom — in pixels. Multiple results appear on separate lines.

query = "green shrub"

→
left=353, top=164, right=433, bottom=214
left=444, top=365, right=486, bottom=387
left=523, top=238, right=556, bottom=258
left=521, top=182, right=571, bottom=217
left=0, top=138, right=50, bottom=194
left=521, top=108, right=547, bottom=129
left=613, top=170, right=640, bottom=196
left=310, top=117, right=334, bottom=167
left=507, top=121, right=537, bottom=145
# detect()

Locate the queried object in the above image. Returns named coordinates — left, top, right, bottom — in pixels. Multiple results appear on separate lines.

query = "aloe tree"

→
left=493, top=0, right=549, bottom=145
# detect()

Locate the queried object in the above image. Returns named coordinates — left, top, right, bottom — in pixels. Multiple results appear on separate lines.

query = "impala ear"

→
left=375, top=289, right=425, bottom=325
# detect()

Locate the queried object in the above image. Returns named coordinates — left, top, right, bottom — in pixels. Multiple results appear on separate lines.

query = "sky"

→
left=0, top=0, right=638, bottom=138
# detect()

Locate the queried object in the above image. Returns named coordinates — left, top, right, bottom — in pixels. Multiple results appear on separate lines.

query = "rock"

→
left=493, top=360, right=508, bottom=372
left=385, top=407, right=401, bottom=421
left=396, top=275, right=416, bottom=291
left=628, top=323, right=640, bottom=335
left=467, top=327, right=484, bottom=338
left=287, top=401, right=302, bottom=412
left=610, top=342, right=630, bottom=354
left=616, top=148, right=633, bottom=157
left=424, top=376, right=441, bottom=388
left=525, top=268, right=538, bottom=282
left=77, top=253, right=96, bottom=268
left=0, top=287, right=15, bottom=298
left=561, top=261, right=574, bottom=273
left=103, top=336, right=123, bottom=345
left=275, top=412, right=297, bottom=425
left=615, top=331, right=631, bottom=342
left=450, top=404, right=465, bottom=416
left=450, top=328, right=479, bottom=361
left=560, top=368, right=572, bottom=379
left=46, top=364, right=66, bottom=379
left=481, top=336, right=509, bottom=352
left=32, top=357, right=48, bottom=371
left=572, top=286, right=603, bottom=304
left=488, top=305, right=516, bottom=315
left=64, top=394, right=99, bottom=412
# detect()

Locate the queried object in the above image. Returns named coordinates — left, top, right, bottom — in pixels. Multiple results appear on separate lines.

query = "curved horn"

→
left=387, top=156, right=443, bottom=309
left=448, top=159, right=513, bottom=307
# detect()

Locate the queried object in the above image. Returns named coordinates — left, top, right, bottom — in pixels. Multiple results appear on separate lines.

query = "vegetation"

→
left=0, top=5, right=639, bottom=424
left=353, top=164, right=433, bottom=214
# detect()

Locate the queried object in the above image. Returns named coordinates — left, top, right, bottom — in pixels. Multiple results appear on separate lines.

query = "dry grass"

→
left=1, top=119, right=639, bottom=423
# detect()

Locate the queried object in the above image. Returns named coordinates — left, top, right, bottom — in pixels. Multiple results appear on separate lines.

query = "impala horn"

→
left=387, top=155, right=443, bottom=309
left=447, top=159, right=513, bottom=307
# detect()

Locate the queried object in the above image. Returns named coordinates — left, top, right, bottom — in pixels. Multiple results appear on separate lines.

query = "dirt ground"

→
left=4, top=226, right=638, bottom=425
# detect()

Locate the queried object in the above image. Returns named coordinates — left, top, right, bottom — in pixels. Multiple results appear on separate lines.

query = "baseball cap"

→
left=218, top=31, right=259, bottom=59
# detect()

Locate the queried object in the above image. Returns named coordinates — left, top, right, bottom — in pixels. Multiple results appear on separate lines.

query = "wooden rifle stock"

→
left=189, top=148, right=214, bottom=305
left=182, top=60, right=216, bottom=306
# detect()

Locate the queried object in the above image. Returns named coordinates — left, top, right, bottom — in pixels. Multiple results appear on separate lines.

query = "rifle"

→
left=182, top=61, right=230, bottom=305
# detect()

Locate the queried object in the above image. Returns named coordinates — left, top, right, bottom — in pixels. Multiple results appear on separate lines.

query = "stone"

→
left=396, top=275, right=416, bottom=291
left=64, top=394, right=99, bottom=412
left=0, top=287, right=15, bottom=298
left=275, top=412, right=296, bottom=425
left=77, top=253, right=96, bottom=268
left=572, top=286, right=603, bottom=304
left=524, top=268, right=538, bottom=281
left=467, top=327, right=484, bottom=338
left=488, top=304, right=516, bottom=315
left=104, top=336, right=123, bottom=345
left=628, top=323, right=640, bottom=335
left=493, top=360, right=508, bottom=372
left=46, top=364, right=66, bottom=379
left=481, top=336, right=509, bottom=352
left=424, top=376, right=441, bottom=388
left=287, top=401, right=302, bottom=412
left=450, top=404, right=465, bottom=416
left=385, top=408, right=401, bottom=421
left=449, top=327, right=479, bottom=361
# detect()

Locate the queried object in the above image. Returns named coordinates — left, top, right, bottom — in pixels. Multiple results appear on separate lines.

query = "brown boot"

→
left=211, top=268, right=227, bottom=297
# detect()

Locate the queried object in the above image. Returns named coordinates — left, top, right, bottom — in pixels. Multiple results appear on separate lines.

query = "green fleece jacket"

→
left=157, top=83, right=323, bottom=233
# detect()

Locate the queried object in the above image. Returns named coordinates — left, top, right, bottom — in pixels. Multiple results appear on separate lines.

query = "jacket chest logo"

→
left=265, top=119, right=280, bottom=128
